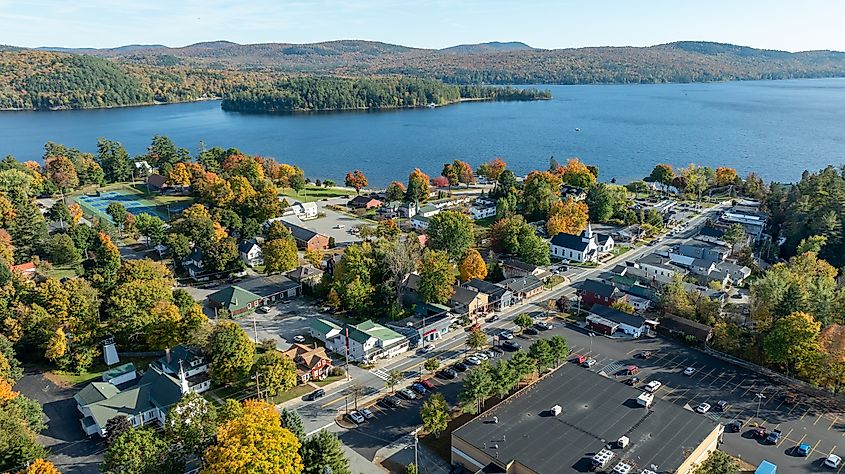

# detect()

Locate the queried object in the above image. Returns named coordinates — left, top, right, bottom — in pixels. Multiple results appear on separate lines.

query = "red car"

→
left=574, top=354, right=588, bottom=364
left=420, top=379, right=435, bottom=390
left=753, top=427, right=767, bottom=439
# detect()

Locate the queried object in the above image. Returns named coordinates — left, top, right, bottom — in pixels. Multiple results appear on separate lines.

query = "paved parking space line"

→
left=811, top=440, right=822, bottom=457
left=700, top=367, right=717, bottom=381
left=740, top=383, right=759, bottom=397
left=718, top=374, right=736, bottom=390
left=815, top=413, right=825, bottom=425
left=796, top=432, right=807, bottom=449
left=801, top=405, right=814, bottom=421
left=777, top=428, right=794, bottom=447
left=831, top=416, right=840, bottom=431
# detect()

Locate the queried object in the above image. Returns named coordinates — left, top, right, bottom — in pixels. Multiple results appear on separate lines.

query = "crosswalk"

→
left=370, top=368, right=389, bottom=381
left=598, top=360, right=625, bottom=377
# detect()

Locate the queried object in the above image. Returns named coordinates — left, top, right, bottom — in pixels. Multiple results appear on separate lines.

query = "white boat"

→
left=426, top=103, right=436, bottom=108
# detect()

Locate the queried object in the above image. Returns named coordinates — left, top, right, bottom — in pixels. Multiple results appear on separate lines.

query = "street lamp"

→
left=755, top=393, right=766, bottom=421
left=589, top=333, right=595, bottom=355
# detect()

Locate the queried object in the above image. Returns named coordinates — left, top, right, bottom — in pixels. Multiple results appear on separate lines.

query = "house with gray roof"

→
left=587, top=304, right=651, bottom=338
left=463, top=278, right=513, bottom=311
left=550, top=224, right=614, bottom=263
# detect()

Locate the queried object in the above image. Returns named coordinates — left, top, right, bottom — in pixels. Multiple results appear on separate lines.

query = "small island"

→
left=220, top=77, right=551, bottom=113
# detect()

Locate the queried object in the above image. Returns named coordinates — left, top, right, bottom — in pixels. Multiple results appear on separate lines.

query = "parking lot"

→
left=288, top=204, right=366, bottom=246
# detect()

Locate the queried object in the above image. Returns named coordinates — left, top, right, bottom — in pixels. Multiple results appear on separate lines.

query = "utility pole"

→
left=345, top=327, right=351, bottom=381
left=252, top=313, right=259, bottom=343
left=755, top=393, right=766, bottom=421
left=255, top=372, right=262, bottom=400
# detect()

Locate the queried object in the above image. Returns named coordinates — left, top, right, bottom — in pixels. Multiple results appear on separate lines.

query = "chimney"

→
left=165, top=347, right=171, bottom=364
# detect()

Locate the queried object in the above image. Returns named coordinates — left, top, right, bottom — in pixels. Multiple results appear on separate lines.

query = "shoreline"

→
left=0, top=96, right=222, bottom=112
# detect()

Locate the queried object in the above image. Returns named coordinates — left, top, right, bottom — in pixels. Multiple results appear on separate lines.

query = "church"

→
left=550, top=223, right=615, bottom=263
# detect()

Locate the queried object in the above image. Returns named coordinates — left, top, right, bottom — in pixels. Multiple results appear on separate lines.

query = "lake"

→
left=1, top=79, right=844, bottom=186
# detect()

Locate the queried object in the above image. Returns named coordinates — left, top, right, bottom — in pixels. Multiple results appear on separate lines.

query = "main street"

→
left=283, top=202, right=729, bottom=456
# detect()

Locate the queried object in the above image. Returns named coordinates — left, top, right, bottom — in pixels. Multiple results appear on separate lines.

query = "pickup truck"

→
left=765, top=429, right=782, bottom=445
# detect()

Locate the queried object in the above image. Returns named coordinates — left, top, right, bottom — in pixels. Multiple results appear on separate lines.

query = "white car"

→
left=826, top=454, right=842, bottom=468
left=696, top=403, right=711, bottom=414
left=466, top=356, right=482, bottom=366
left=334, top=224, right=346, bottom=229
left=292, top=335, right=306, bottom=343
left=258, top=305, right=271, bottom=313
left=499, top=331, right=514, bottom=340
left=683, top=367, right=695, bottom=376
left=360, top=408, right=375, bottom=420
left=418, top=345, right=434, bottom=354
left=644, top=381, right=662, bottom=393
left=347, top=411, right=365, bottom=424
left=474, top=352, right=489, bottom=361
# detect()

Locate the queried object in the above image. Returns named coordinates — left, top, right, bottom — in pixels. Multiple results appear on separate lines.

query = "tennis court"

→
left=75, top=189, right=171, bottom=223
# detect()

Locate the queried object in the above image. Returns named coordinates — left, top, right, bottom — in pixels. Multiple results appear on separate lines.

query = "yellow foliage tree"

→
left=546, top=197, right=589, bottom=236
left=17, top=458, right=61, bottom=474
left=715, top=167, right=739, bottom=186
left=202, top=399, right=303, bottom=474
left=45, top=327, right=68, bottom=361
left=0, top=377, right=19, bottom=402
left=167, top=162, right=192, bottom=188
left=68, top=203, right=83, bottom=225
left=458, top=249, right=487, bottom=282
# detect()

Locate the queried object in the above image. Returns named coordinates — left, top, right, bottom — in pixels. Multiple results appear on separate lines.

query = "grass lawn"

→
left=45, top=355, right=160, bottom=388
left=46, top=264, right=81, bottom=279
left=473, top=216, right=497, bottom=228
left=280, top=186, right=353, bottom=203
left=609, top=246, right=631, bottom=257
left=544, top=275, right=566, bottom=289
left=269, top=375, right=344, bottom=404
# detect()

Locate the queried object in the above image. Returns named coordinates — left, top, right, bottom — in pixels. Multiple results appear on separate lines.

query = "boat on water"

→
left=575, top=127, right=581, bottom=132
left=426, top=103, right=436, bottom=109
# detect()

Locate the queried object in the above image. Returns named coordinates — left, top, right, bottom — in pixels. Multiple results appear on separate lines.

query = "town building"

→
left=587, top=304, right=651, bottom=337
left=282, top=344, right=333, bottom=383
left=500, top=275, right=544, bottom=302
left=309, top=318, right=343, bottom=346
left=449, top=285, right=489, bottom=317
left=578, top=278, right=626, bottom=307
left=145, top=173, right=167, bottom=192
left=469, top=198, right=497, bottom=220
left=417, top=204, right=441, bottom=218
left=10, top=261, right=37, bottom=278
left=287, top=265, right=324, bottom=286
left=660, top=314, right=713, bottom=344
left=75, top=363, right=193, bottom=437
left=206, top=275, right=300, bottom=316
left=283, top=201, right=319, bottom=220
left=560, top=184, right=587, bottom=201
left=377, top=201, right=403, bottom=219
left=550, top=224, right=614, bottom=263
left=500, top=258, right=552, bottom=281
left=463, top=278, right=513, bottom=311
left=636, top=253, right=687, bottom=280
left=410, top=214, right=431, bottom=230
left=270, top=218, right=330, bottom=251
left=451, top=364, right=723, bottom=474
left=612, top=224, right=647, bottom=244
left=153, top=345, right=211, bottom=394
left=347, top=195, right=383, bottom=210
left=238, top=239, right=263, bottom=267
left=387, top=306, right=453, bottom=347
left=309, top=318, right=408, bottom=362
left=101, top=363, right=137, bottom=386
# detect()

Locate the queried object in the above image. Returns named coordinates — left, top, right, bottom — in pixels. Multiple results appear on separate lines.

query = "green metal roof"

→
left=74, top=382, right=120, bottom=406
left=207, top=285, right=262, bottom=312
left=349, top=320, right=404, bottom=344
left=310, top=318, right=341, bottom=336
left=102, top=363, right=136, bottom=381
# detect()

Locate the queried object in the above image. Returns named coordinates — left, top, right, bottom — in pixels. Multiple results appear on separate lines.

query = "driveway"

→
left=15, top=370, right=103, bottom=474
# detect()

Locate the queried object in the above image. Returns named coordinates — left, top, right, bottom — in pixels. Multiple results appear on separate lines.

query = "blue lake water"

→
left=1, top=79, right=844, bottom=186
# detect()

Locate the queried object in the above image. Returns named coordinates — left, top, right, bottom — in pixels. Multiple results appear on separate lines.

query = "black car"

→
left=524, top=328, right=539, bottom=336
left=726, top=420, right=741, bottom=433
left=381, top=395, right=402, bottom=408
left=453, top=361, right=469, bottom=372
left=439, top=368, right=458, bottom=379
left=716, top=400, right=729, bottom=412
left=490, top=346, right=505, bottom=355
left=624, top=376, right=640, bottom=386
left=304, top=388, right=325, bottom=401
left=502, top=340, right=521, bottom=351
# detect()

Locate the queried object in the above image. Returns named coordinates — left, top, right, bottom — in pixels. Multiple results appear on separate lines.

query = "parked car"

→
left=502, top=341, right=520, bottom=351
left=683, top=367, right=695, bottom=376
left=726, top=420, right=742, bottom=433
left=639, top=351, right=653, bottom=359
left=490, top=346, right=505, bottom=355
left=716, top=400, right=728, bottom=412
left=292, top=335, right=306, bottom=343
left=695, top=403, right=711, bottom=414
left=825, top=454, right=842, bottom=468
left=360, top=408, right=375, bottom=420
left=486, top=315, right=499, bottom=323
left=382, top=395, right=402, bottom=408
left=524, top=328, right=539, bottom=336
left=582, top=358, right=597, bottom=368
left=796, top=443, right=811, bottom=456
left=453, top=362, right=469, bottom=372
left=625, top=365, right=639, bottom=376
left=347, top=411, right=365, bottom=424
left=625, top=376, right=640, bottom=386
left=398, top=388, right=417, bottom=400
left=474, top=352, right=489, bottom=361
left=440, top=368, right=458, bottom=379
left=765, top=429, right=782, bottom=445
left=411, top=383, right=428, bottom=395
left=644, top=381, right=662, bottom=393
left=334, top=224, right=346, bottom=229
left=420, top=379, right=435, bottom=390
left=466, top=356, right=482, bottom=366
left=535, top=321, right=553, bottom=331
left=753, top=427, right=767, bottom=439
left=257, top=305, right=271, bottom=313
left=498, top=330, right=514, bottom=340
left=574, top=354, right=588, bottom=364
left=305, top=389, right=325, bottom=401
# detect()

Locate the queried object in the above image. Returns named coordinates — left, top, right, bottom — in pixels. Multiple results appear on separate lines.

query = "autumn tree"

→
left=385, top=181, right=406, bottom=202
left=209, top=321, right=255, bottom=385
left=253, top=351, right=297, bottom=397
left=693, top=450, right=739, bottom=474
left=135, top=213, right=165, bottom=246
left=715, top=167, right=739, bottom=187
left=547, top=197, right=589, bottom=236
left=262, top=238, right=298, bottom=274
left=459, top=249, right=487, bottom=282
left=458, top=362, right=493, bottom=414
left=466, top=329, right=487, bottom=350
left=764, top=311, right=821, bottom=377
left=521, top=171, right=562, bottom=221
left=103, top=428, right=178, bottom=474
left=420, top=393, right=450, bottom=438
left=16, top=458, right=62, bottom=474
left=528, top=339, right=554, bottom=375
left=427, top=210, right=475, bottom=261
left=647, top=164, right=674, bottom=193
left=514, top=313, right=534, bottom=333
left=405, top=168, right=431, bottom=203
left=45, top=155, right=79, bottom=194
left=610, top=299, right=635, bottom=314
left=165, top=392, right=218, bottom=457
left=344, top=170, right=368, bottom=195
left=145, top=302, right=184, bottom=350
left=417, top=249, right=455, bottom=304
left=424, top=358, right=440, bottom=373
left=104, top=416, right=133, bottom=446
left=167, top=162, right=191, bottom=189
left=440, top=163, right=458, bottom=191
left=559, top=158, right=596, bottom=189
left=202, top=400, right=303, bottom=474
left=477, top=157, right=506, bottom=181
left=453, top=160, right=475, bottom=187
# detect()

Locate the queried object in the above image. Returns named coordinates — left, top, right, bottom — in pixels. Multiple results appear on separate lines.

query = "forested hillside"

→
left=221, top=77, right=550, bottom=112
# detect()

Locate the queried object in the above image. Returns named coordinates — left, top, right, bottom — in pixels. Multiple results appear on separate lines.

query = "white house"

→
left=549, top=224, right=614, bottom=263
left=587, top=304, right=650, bottom=338
left=284, top=201, right=318, bottom=220
left=182, top=247, right=205, bottom=278
left=411, top=215, right=431, bottom=231
left=636, top=253, right=686, bottom=280
left=238, top=239, right=263, bottom=267
left=470, top=203, right=497, bottom=220
left=312, top=319, right=408, bottom=362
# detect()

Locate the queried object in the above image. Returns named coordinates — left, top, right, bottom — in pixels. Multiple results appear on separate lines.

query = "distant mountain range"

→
left=1, top=39, right=845, bottom=110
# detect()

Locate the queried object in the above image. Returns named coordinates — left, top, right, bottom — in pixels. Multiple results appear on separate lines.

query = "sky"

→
left=1, top=0, right=844, bottom=52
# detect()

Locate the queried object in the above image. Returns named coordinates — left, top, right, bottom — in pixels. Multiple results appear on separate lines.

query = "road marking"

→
left=815, top=413, right=825, bottom=426
left=306, top=421, right=336, bottom=437
left=831, top=416, right=840, bottom=431
left=801, top=406, right=813, bottom=421
left=796, top=432, right=807, bottom=448
left=719, top=374, right=736, bottom=390
left=370, top=368, right=389, bottom=381
left=811, top=440, right=822, bottom=457
left=777, top=428, right=793, bottom=447
left=741, top=383, right=758, bottom=397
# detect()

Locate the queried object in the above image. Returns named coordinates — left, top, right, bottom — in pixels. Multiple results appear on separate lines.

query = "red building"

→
left=282, top=343, right=334, bottom=383
left=579, top=279, right=626, bottom=307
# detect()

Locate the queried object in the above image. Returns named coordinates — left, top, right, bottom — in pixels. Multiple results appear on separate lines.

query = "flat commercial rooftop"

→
left=453, top=363, right=718, bottom=473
